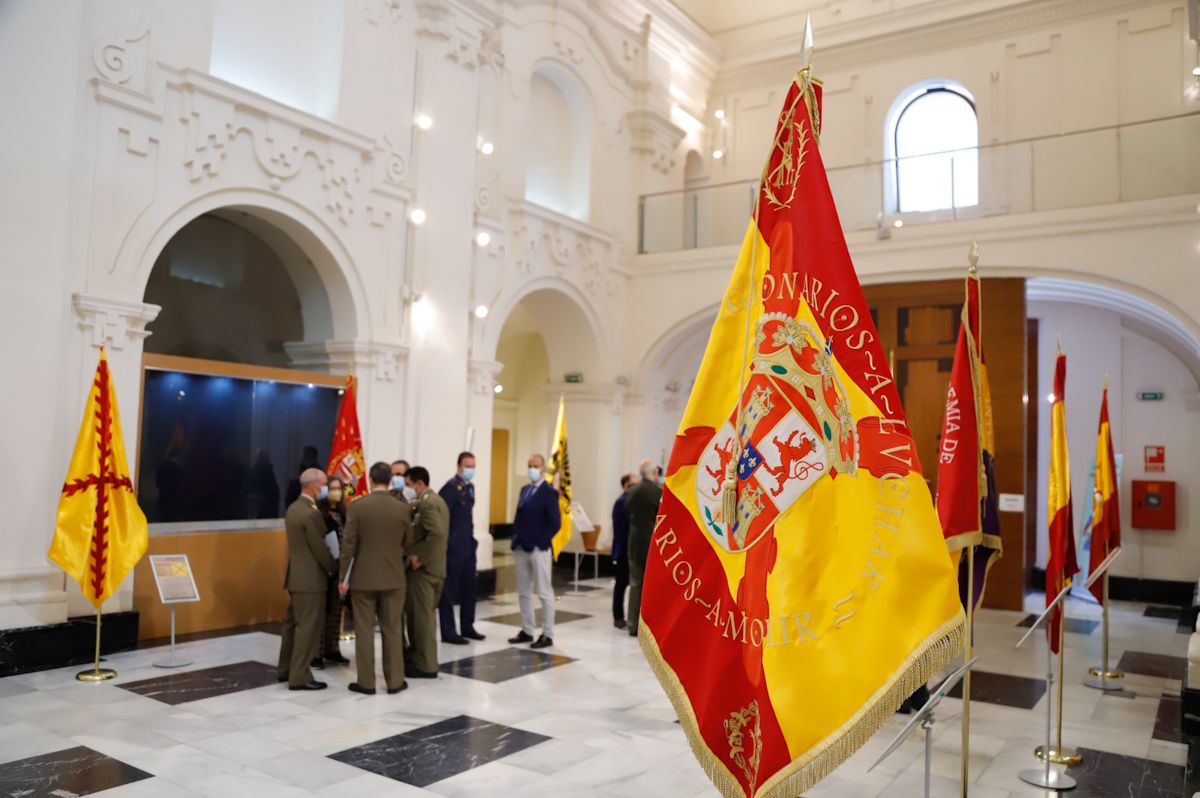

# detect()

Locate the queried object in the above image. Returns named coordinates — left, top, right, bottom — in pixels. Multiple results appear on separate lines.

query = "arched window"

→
left=524, top=67, right=592, bottom=220
left=891, top=86, right=978, bottom=213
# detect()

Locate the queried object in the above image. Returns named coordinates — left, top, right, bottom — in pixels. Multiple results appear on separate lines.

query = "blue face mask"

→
left=528, top=467, right=542, bottom=483
left=317, top=485, right=329, bottom=501
left=461, top=467, right=475, bottom=483
left=391, top=475, right=405, bottom=491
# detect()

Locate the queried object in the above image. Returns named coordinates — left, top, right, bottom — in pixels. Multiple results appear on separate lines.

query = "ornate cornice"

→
left=72, top=293, right=160, bottom=350
left=624, top=108, right=686, bottom=174
left=468, top=358, right=504, bottom=395
left=284, top=340, right=409, bottom=382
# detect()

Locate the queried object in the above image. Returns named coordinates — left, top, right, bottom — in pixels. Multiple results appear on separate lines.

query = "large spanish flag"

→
left=638, top=69, right=964, bottom=798
left=326, top=375, right=367, bottom=500
left=49, top=348, right=149, bottom=608
left=935, top=266, right=1003, bottom=612
left=1046, top=351, right=1079, bottom=652
left=1087, top=384, right=1120, bottom=602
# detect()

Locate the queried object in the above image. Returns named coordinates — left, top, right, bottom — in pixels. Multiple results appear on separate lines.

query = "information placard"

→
left=149, top=554, right=201, bottom=604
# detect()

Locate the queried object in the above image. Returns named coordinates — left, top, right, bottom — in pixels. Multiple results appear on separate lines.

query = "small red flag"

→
left=326, top=376, right=367, bottom=499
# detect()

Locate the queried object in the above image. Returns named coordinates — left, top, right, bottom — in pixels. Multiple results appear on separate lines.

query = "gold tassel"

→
left=721, top=457, right=739, bottom=546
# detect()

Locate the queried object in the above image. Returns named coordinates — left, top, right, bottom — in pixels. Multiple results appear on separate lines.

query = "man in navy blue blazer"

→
left=508, top=454, right=561, bottom=649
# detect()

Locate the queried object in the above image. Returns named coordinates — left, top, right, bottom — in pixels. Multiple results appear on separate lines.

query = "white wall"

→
left=1030, top=299, right=1200, bottom=584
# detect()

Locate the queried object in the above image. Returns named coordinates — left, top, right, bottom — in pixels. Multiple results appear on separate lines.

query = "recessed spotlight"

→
left=893, top=219, right=904, bottom=228
left=178, top=390, right=185, bottom=397
left=476, top=231, right=491, bottom=247
left=494, top=384, right=504, bottom=394
left=409, top=208, right=426, bottom=225
left=1192, top=66, right=1200, bottom=77
left=480, top=141, right=494, bottom=155
left=307, top=383, right=315, bottom=389
left=415, top=113, right=433, bottom=130
left=474, top=305, right=489, bottom=319
left=714, top=109, right=726, bottom=120
left=712, top=149, right=724, bottom=159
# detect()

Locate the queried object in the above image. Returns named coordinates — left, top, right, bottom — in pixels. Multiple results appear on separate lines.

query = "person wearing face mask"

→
left=277, top=468, right=337, bottom=690
left=610, top=473, right=637, bottom=630
left=403, top=466, right=449, bottom=679
left=437, top=451, right=484, bottom=644
left=338, top=461, right=413, bottom=695
left=508, top=454, right=561, bottom=649
left=626, top=459, right=663, bottom=638
left=315, top=477, right=351, bottom=667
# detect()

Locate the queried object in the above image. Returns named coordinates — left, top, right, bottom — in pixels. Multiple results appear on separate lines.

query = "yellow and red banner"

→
left=549, top=396, right=573, bottom=560
left=1046, top=351, right=1079, bottom=652
left=935, top=269, right=1003, bottom=611
left=326, top=375, right=367, bottom=499
left=49, top=348, right=149, bottom=608
left=1087, top=384, right=1120, bottom=602
left=638, top=71, right=963, bottom=798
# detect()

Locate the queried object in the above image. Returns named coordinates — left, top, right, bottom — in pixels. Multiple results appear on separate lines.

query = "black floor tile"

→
left=946, top=669, right=1047, bottom=710
left=1065, top=746, right=1187, bottom=797
left=1118, top=651, right=1188, bottom=681
left=439, top=647, right=575, bottom=684
left=1016, top=614, right=1099, bottom=635
left=118, top=660, right=280, bottom=705
left=1154, top=694, right=1182, bottom=743
left=482, top=609, right=592, bottom=628
left=0, top=745, right=152, bottom=796
left=329, top=715, right=548, bottom=787
left=1145, top=606, right=1183, bottom=621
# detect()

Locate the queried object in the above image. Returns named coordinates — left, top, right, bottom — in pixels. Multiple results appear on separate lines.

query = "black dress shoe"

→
left=348, top=682, right=375, bottom=695
left=405, top=666, right=438, bottom=679
left=508, top=630, right=534, bottom=644
left=289, top=681, right=328, bottom=691
left=443, top=635, right=469, bottom=645
left=530, top=635, right=553, bottom=649
left=387, top=682, right=409, bottom=695
left=462, top=630, right=486, bottom=641
left=324, top=653, right=350, bottom=665
left=310, top=657, right=325, bottom=670
left=613, top=619, right=628, bottom=630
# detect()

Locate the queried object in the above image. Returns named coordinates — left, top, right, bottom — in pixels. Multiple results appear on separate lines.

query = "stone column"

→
left=466, top=358, right=502, bottom=569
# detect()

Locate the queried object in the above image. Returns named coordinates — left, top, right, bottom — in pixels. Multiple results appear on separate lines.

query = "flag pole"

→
left=1036, top=585, right=1081, bottom=765
left=959, top=240, right=981, bottom=798
left=76, top=607, right=117, bottom=682
left=1085, top=376, right=1123, bottom=691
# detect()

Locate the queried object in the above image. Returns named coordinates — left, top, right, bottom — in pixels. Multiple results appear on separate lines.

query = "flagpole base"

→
left=1083, top=668, right=1124, bottom=690
left=76, top=667, right=118, bottom=682
left=1018, top=767, right=1076, bottom=791
left=153, top=658, right=192, bottom=669
left=338, top=632, right=356, bottom=642
left=1035, top=745, right=1083, bottom=766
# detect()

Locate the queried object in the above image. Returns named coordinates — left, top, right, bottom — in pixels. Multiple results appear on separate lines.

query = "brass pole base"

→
left=1084, top=668, right=1124, bottom=691
left=1035, top=745, right=1083, bottom=766
left=1087, top=667, right=1123, bottom=679
left=76, top=667, right=118, bottom=683
left=338, top=632, right=356, bottom=641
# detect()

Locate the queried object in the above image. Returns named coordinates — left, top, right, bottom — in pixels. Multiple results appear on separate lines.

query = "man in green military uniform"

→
left=403, top=465, right=449, bottom=678
left=626, top=459, right=663, bottom=638
left=277, top=468, right=337, bottom=690
left=339, top=461, right=413, bottom=695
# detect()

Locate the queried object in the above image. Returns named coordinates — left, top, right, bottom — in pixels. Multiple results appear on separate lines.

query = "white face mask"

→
left=528, top=467, right=542, bottom=483
left=402, top=485, right=418, bottom=502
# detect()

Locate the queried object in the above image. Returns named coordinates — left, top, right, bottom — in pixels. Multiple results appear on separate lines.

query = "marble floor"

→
left=0, top=574, right=1195, bottom=798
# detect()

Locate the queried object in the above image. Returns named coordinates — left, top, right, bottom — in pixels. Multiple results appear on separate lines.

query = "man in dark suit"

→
left=339, top=461, right=412, bottom=695
left=403, top=466, right=448, bottom=679
left=626, top=460, right=662, bottom=638
left=438, top=451, right=484, bottom=644
left=610, top=473, right=637, bottom=630
left=277, top=468, right=336, bottom=690
left=508, top=454, right=560, bottom=649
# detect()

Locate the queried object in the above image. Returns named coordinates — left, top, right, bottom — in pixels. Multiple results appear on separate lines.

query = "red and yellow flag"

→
left=1046, top=351, right=1079, bottom=652
left=326, top=375, right=367, bottom=499
left=1087, top=384, right=1120, bottom=602
left=638, top=70, right=963, bottom=798
left=935, top=267, right=1003, bottom=611
left=48, top=348, right=148, bottom=608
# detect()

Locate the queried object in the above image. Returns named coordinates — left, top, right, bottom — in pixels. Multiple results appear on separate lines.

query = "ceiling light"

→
left=480, top=141, right=494, bottom=155
left=415, top=113, right=433, bottom=130
left=714, top=109, right=725, bottom=120
left=475, top=231, right=491, bottom=247
left=1193, top=66, right=1200, bottom=77
left=409, top=208, right=426, bottom=225
left=474, top=305, right=489, bottom=319
left=494, top=384, right=503, bottom=394
left=893, top=219, right=904, bottom=228
left=712, top=149, right=724, bottom=159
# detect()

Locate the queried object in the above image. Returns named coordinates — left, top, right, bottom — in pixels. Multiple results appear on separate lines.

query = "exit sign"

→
left=1137, top=391, right=1165, bottom=401
left=564, top=373, right=583, bottom=383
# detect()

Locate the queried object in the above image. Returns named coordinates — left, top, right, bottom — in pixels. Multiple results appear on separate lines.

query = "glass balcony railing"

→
left=638, top=111, right=1200, bottom=254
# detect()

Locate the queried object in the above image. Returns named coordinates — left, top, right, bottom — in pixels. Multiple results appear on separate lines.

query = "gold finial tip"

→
left=800, top=15, right=814, bottom=68
left=967, top=238, right=980, bottom=272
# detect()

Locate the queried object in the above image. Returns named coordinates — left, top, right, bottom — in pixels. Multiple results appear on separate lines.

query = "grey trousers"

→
left=515, top=548, right=555, bottom=638
left=627, top=559, right=645, bottom=636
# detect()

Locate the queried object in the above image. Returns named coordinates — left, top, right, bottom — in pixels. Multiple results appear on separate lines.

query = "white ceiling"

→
left=669, top=0, right=825, bottom=35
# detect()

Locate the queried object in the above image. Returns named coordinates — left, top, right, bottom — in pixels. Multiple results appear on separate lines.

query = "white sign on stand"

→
left=149, top=554, right=200, bottom=668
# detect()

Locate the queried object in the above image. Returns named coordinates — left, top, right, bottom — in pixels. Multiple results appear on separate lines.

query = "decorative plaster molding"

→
left=467, top=358, right=504, bottom=395
left=415, top=0, right=504, bottom=71
left=72, top=293, right=160, bottom=350
left=365, top=0, right=404, bottom=26
left=93, top=23, right=149, bottom=89
left=542, top=381, right=628, bottom=405
left=624, top=108, right=685, bottom=175
left=507, top=200, right=621, bottom=297
left=284, top=340, right=409, bottom=382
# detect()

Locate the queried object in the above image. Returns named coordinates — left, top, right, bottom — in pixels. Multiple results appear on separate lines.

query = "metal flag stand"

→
left=1015, top=581, right=1078, bottom=790
left=76, top=608, right=118, bottom=682
left=867, top=658, right=977, bottom=798
left=153, top=604, right=192, bottom=668
left=1083, top=548, right=1124, bottom=690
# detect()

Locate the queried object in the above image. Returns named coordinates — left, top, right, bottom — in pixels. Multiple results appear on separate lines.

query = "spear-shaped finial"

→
left=967, top=238, right=980, bottom=273
left=800, top=15, right=814, bottom=69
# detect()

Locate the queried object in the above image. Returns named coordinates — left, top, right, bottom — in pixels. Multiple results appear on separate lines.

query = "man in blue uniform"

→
left=610, top=473, right=636, bottom=630
left=437, top=451, right=485, bottom=644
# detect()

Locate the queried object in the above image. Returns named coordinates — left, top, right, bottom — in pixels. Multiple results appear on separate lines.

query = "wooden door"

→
left=490, top=428, right=510, bottom=525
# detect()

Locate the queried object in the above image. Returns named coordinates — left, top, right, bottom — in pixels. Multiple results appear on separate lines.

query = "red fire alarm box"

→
left=1131, top=480, right=1175, bottom=530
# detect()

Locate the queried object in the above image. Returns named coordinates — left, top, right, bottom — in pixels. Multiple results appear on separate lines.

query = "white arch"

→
left=116, top=188, right=369, bottom=341
left=482, top=277, right=606, bottom=380
left=525, top=62, right=594, bottom=221
left=635, top=304, right=716, bottom=392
